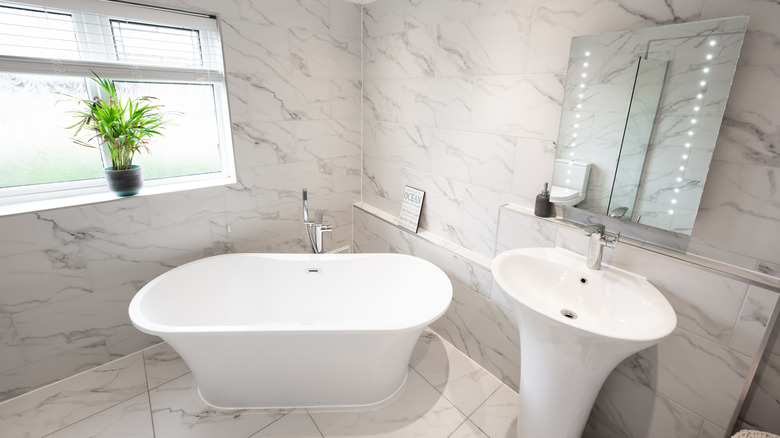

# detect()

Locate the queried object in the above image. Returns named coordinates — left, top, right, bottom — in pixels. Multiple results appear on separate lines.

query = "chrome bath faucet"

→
left=302, top=188, right=331, bottom=254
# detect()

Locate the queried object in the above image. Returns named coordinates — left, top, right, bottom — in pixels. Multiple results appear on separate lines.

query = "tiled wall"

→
left=0, top=0, right=362, bottom=402
left=2, top=0, right=780, bottom=435
left=353, top=203, right=778, bottom=438
left=360, top=0, right=780, bottom=434
left=741, top=322, right=780, bottom=433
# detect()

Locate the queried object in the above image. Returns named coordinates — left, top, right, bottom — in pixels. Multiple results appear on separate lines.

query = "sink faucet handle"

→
left=603, top=231, right=620, bottom=248
left=581, top=223, right=605, bottom=236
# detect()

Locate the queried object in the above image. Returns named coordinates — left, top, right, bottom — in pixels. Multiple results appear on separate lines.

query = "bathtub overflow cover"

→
left=561, top=309, right=578, bottom=319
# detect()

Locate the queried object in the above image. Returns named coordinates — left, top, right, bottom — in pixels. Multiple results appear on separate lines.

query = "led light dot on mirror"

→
left=553, top=16, right=747, bottom=235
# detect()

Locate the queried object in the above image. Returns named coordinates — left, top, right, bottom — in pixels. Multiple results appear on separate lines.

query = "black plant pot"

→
left=104, top=165, right=143, bottom=196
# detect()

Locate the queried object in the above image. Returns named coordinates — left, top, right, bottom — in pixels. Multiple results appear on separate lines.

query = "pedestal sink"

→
left=492, top=247, right=676, bottom=438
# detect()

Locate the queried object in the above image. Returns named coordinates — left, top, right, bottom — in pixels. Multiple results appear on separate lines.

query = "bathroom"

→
left=1, top=0, right=779, bottom=437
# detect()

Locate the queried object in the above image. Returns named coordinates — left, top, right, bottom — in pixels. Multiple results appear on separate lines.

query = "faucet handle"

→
left=608, top=207, right=628, bottom=219
left=581, top=223, right=605, bottom=236
left=603, top=231, right=620, bottom=248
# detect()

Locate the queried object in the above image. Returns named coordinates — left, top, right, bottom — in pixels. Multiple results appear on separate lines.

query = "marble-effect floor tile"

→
left=410, top=329, right=502, bottom=416
left=308, top=366, right=466, bottom=438
left=43, top=394, right=153, bottom=438
left=0, top=353, right=147, bottom=438
left=251, top=409, right=323, bottom=438
left=149, top=373, right=289, bottom=438
left=142, top=342, right=190, bottom=390
left=468, top=384, right=518, bottom=438
left=0, top=330, right=527, bottom=438
left=449, top=420, right=491, bottom=438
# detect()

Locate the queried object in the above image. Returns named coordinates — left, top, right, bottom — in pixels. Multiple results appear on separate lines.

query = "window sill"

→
left=0, top=174, right=236, bottom=218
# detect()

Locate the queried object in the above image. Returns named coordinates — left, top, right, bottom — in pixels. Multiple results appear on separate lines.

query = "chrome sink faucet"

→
left=302, top=188, right=331, bottom=254
left=581, top=224, right=619, bottom=270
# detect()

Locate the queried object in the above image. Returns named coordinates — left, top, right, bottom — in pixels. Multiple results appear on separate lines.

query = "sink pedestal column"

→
left=515, top=306, right=657, bottom=438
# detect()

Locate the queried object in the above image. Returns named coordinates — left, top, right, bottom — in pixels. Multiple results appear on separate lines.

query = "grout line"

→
left=38, top=392, right=151, bottom=438
left=142, top=350, right=158, bottom=438
left=466, top=384, right=502, bottom=421
left=408, top=335, right=473, bottom=419
left=463, top=385, right=504, bottom=438
left=247, top=409, right=294, bottom=437
left=446, top=418, right=471, bottom=438
left=35, top=353, right=150, bottom=437
left=410, top=329, right=510, bottom=425
left=305, top=408, right=326, bottom=438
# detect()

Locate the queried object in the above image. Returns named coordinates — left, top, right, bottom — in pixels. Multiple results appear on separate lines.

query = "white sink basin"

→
left=492, top=246, right=677, bottom=342
left=492, top=247, right=676, bottom=438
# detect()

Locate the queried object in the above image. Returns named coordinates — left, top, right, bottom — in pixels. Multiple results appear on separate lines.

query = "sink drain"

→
left=561, top=309, right=578, bottom=319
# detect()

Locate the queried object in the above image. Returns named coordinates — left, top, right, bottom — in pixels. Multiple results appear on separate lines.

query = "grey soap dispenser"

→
left=534, top=183, right=553, bottom=217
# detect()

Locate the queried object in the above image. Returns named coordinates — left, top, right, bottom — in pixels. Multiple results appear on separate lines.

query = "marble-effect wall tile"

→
left=358, top=0, right=780, bottom=437
left=729, top=286, right=780, bottom=358
left=617, top=329, right=752, bottom=430
left=740, top=351, right=780, bottom=434
left=0, top=0, right=362, bottom=403
left=591, top=369, right=705, bottom=438
left=353, top=207, right=521, bottom=389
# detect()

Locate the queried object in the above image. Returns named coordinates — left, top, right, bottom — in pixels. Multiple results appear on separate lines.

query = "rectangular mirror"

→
left=553, top=16, right=748, bottom=235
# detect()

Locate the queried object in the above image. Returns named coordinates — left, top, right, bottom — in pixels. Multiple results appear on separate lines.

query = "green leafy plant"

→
left=65, top=74, right=169, bottom=170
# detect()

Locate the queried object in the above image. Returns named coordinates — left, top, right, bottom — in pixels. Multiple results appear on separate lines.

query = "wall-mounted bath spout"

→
left=302, top=188, right=331, bottom=254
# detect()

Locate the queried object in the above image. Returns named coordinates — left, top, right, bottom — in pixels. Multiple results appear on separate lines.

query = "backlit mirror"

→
left=553, top=16, right=748, bottom=235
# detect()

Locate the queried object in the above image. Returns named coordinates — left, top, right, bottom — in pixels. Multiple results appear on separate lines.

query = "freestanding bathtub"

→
left=128, top=253, right=452, bottom=409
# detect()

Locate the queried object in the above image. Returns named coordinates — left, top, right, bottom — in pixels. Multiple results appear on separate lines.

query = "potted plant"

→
left=65, top=74, right=169, bottom=196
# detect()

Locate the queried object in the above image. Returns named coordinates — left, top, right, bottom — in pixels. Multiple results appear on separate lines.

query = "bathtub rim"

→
left=128, top=252, right=453, bottom=336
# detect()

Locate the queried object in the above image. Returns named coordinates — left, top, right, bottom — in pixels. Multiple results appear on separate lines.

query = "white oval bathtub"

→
left=128, top=253, right=452, bottom=409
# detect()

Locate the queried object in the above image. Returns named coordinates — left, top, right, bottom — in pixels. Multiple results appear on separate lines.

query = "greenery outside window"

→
left=0, top=0, right=235, bottom=215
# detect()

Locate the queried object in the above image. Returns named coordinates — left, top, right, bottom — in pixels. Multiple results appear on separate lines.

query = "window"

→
left=0, top=0, right=235, bottom=214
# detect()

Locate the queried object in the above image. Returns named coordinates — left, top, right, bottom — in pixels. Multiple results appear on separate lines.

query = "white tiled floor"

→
left=0, top=329, right=519, bottom=438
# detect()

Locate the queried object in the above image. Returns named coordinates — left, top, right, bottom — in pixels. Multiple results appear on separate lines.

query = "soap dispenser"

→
left=534, top=183, right=553, bottom=217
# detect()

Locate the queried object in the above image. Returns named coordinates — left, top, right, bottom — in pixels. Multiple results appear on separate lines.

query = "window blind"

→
left=0, top=0, right=223, bottom=82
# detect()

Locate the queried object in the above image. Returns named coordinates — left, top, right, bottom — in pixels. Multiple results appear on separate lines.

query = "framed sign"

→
left=399, top=186, right=425, bottom=233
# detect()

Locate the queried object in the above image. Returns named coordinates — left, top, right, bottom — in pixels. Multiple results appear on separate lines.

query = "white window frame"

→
left=0, top=0, right=236, bottom=216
